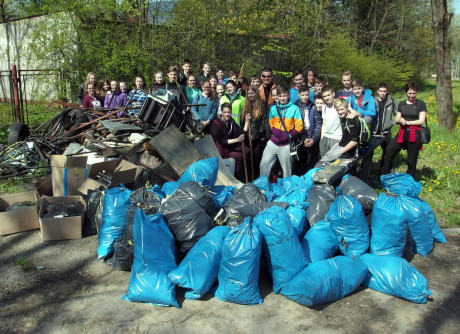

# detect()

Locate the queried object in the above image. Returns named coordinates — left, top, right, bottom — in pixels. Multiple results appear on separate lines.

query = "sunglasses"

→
left=261, top=75, right=272, bottom=79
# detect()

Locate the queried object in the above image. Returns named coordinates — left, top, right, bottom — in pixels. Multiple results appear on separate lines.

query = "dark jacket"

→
left=210, top=118, right=243, bottom=158
left=77, top=82, right=85, bottom=105
left=197, top=74, right=212, bottom=87
left=240, top=105, right=268, bottom=143
left=374, top=94, right=397, bottom=135
left=294, top=101, right=322, bottom=144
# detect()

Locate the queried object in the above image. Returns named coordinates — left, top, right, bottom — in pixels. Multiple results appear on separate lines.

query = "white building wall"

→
left=0, top=14, right=75, bottom=101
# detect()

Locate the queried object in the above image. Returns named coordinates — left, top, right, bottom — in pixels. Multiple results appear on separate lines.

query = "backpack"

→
left=345, top=117, right=371, bottom=147
left=346, top=117, right=370, bottom=147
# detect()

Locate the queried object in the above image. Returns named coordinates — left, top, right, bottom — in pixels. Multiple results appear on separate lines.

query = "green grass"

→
left=0, top=80, right=459, bottom=226
left=0, top=103, right=61, bottom=143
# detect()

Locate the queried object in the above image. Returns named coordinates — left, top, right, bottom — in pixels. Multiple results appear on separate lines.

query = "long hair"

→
left=85, top=72, right=97, bottom=86
left=96, top=79, right=110, bottom=97
left=241, top=85, right=263, bottom=121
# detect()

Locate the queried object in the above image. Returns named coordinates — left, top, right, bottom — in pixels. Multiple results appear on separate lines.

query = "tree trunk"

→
left=431, top=0, right=454, bottom=131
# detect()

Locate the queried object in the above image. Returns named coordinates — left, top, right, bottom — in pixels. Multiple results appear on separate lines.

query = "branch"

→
left=370, top=3, right=389, bottom=51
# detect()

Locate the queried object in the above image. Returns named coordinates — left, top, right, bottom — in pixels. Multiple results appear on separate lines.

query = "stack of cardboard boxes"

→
left=0, top=154, right=139, bottom=242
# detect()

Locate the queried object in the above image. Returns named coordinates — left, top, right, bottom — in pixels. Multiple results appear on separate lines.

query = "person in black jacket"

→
left=177, top=59, right=193, bottom=85
left=358, top=83, right=397, bottom=183
left=293, top=86, right=323, bottom=174
left=240, top=85, right=268, bottom=179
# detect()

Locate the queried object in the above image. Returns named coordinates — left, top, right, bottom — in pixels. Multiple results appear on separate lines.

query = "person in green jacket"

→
left=219, top=80, right=245, bottom=125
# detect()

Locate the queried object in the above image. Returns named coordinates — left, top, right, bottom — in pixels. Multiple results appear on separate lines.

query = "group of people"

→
left=76, top=62, right=428, bottom=184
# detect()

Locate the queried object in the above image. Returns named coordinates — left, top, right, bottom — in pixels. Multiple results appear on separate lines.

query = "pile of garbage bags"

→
left=94, top=158, right=445, bottom=308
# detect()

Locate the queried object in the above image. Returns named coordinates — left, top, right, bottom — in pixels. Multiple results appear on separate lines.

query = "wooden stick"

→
left=241, top=140, right=249, bottom=183
left=238, top=63, right=245, bottom=81
left=247, top=123, right=254, bottom=181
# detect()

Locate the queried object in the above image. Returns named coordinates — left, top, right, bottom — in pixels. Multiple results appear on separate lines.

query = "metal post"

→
left=11, top=65, right=21, bottom=123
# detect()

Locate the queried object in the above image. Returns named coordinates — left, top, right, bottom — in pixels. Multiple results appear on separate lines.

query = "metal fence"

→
left=0, top=66, right=69, bottom=125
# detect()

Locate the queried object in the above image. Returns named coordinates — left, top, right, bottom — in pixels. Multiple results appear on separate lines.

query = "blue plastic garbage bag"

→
left=161, top=181, right=179, bottom=196
left=301, top=220, right=339, bottom=262
left=281, top=256, right=367, bottom=307
left=168, top=226, right=230, bottom=300
left=122, top=210, right=179, bottom=307
left=252, top=175, right=275, bottom=201
left=370, top=194, right=408, bottom=257
left=279, top=175, right=309, bottom=192
left=360, top=253, right=432, bottom=304
left=286, top=205, right=307, bottom=238
left=380, top=173, right=422, bottom=197
left=271, top=182, right=285, bottom=198
left=210, top=185, right=236, bottom=210
left=179, top=157, right=219, bottom=187
left=275, top=189, right=309, bottom=209
left=215, top=217, right=263, bottom=305
left=97, top=186, right=132, bottom=260
left=326, top=194, right=369, bottom=256
left=400, top=195, right=433, bottom=257
left=419, top=200, right=446, bottom=243
left=254, top=206, right=308, bottom=293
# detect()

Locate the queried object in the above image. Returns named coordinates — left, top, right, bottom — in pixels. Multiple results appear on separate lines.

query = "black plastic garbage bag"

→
left=219, top=184, right=266, bottom=227
left=237, top=202, right=289, bottom=218
left=160, top=181, right=215, bottom=253
left=111, top=205, right=136, bottom=271
left=84, top=188, right=104, bottom=236
left=129, top=187, right=163, bottom=214
left=339, top=175, right=378, bottom=214
left=305, top=184, right=336, bottom=226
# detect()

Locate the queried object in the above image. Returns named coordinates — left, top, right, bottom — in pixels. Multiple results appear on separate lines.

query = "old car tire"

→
left=8, top=122, right=30, bottom=145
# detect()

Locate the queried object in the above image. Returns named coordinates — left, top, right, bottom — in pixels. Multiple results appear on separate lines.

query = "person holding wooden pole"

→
left=241, top=85, right=268, bottom=180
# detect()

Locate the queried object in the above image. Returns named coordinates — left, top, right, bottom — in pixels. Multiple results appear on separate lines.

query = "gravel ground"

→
left=0, top=230, right=459, bottom=334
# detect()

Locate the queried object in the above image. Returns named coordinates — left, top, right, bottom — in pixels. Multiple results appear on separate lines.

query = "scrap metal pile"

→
left=0, top=95, right=205, bottom=180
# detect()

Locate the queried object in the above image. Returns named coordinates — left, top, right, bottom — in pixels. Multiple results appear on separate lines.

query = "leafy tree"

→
left=15, top=0, right=437, bottom=101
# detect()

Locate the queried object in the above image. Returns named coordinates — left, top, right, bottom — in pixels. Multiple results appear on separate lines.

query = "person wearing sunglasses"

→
left=258, top=67, right=277, bottom=105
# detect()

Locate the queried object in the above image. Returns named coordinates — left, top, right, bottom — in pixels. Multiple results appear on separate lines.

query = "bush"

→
left=313, top=33, right=414, bottom=92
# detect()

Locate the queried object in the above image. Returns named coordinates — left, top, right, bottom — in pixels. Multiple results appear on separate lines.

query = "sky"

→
left=453, top=0, right=460, bottom=15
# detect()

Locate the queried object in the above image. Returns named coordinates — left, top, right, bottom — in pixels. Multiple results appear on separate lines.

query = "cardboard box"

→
left=50, top=155, right=88, bottom=196
left=77, top=159, right=140, bottom=195
left=39, top=196, right=86, bottom=241
left=0, top=191, right=39, bottom=235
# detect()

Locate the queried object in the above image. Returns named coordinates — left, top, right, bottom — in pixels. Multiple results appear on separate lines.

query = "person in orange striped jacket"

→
left=260, top=86, right=303, bottom=178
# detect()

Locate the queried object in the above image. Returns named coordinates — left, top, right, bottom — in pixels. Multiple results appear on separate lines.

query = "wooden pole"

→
left=241, top=141, right=248, bottom=183
left=247, top=124, right=254, bottom=181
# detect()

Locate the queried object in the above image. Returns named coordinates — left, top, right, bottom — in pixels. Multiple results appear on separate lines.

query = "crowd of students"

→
left=76, top=61, right=428, bottom=184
